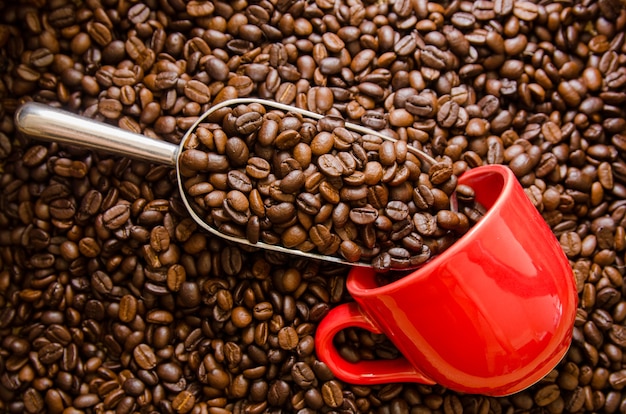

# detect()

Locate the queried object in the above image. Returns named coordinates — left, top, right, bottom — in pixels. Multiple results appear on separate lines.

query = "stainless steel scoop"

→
left=15, top=98, right=448, bottom=268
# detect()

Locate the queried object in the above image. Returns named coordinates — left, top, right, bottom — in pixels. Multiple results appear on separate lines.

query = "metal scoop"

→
left=15, top=98, right=449, bottom=268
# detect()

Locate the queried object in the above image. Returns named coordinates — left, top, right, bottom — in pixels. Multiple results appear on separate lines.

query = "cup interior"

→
left=348, top=165, right=512, bottom=293
left=465, top=166, right=508, bottom=213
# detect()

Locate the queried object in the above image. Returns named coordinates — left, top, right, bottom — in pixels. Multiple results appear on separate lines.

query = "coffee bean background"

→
left=1, top=0, right=626, bottom=412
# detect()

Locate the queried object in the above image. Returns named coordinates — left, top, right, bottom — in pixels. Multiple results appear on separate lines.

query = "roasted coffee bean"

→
left=102, top=204, right=130, bottom=230
left=118, top=294, right=137, bottom=323
left=317, top=154, right=344, bottom=177
left=534, top=384, right=560, bottom=406
left=292, top=362, right=316, bottom=388
left=91, top=270, right=113, bottom=295
left=321, top=380, right=344, bottom=408
left=494, top=0, right=514, bottom=15
left=277, top=326, right=299, bottom=350
left=437, top=101, right=460, bottom=128
left=513, top=1, right=539, bottom=20
left=267, top=380, right=290, bottom=406
left=226, top=144, right=251, bottom=169
left=246, top=157, right=271, bottom=179
left=133, top=344, right=157, bottom=370
left=385, top=201, right=410, bottom=221
left=235, top=112, right=263, bottom=135
left=413, top=212, right=438, bottom=236
left=231, top=306, right=253, bottom=328
left=38, top=343, right=63, bottom=364
left=172, top=390, right=195, bottom=413
left=406, top=94, right=436, bottom=117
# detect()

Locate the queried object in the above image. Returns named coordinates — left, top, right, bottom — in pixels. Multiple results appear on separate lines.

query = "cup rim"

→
left=349, top=164, right=517, bottom=295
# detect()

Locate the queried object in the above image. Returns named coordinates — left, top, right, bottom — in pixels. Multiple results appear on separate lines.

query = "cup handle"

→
left=315, top=302, right=436, bottom=385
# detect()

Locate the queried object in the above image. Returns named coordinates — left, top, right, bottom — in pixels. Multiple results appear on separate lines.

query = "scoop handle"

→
left=14, top=102, right=178, bottom=166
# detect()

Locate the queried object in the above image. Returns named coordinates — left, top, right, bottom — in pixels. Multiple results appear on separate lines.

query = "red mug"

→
left=315, top=165, right=578, bottom=396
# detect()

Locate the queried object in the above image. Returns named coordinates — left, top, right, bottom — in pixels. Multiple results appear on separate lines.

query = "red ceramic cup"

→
left=315, top=164, right=578, bottom=396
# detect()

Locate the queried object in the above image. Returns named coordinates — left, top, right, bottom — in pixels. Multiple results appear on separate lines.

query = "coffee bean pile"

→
left=179, top=103, right=480, bottom=270
left=1, top=0, right=626, bottom=412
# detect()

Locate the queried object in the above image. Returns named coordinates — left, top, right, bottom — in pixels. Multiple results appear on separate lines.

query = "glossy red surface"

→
left=315, top=165, right=578, bottom=396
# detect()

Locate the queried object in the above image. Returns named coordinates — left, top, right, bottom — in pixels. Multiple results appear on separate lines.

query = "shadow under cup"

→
left=315, top=164, right=578, bottom=396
